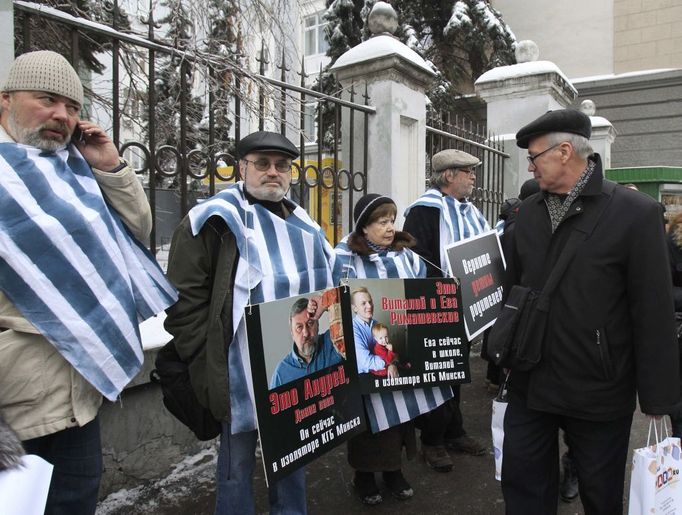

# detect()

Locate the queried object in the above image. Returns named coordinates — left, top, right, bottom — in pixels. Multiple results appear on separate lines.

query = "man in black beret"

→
left=165, top=131, right=336, bottom=514
left=497, top=109, right=679, bottom=515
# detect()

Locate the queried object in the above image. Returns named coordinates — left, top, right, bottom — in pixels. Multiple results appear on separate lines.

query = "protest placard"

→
left=346, top=278, right=470, bottom=393
left=245, top=286, right=366, bottom=484
left=445, top=229, right=506, bottom=340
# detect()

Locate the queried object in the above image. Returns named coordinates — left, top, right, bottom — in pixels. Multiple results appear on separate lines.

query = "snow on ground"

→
left=96, top=447, right=218, bottom=515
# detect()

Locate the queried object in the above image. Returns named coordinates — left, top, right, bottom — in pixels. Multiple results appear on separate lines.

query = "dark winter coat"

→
left=164, top=216, right=237, bottom=422
left=667, top=227, right=682, bottom=311
left=506, top=154, right=680, bottom=420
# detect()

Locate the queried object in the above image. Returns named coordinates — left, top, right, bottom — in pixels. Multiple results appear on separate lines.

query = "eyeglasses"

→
left=242, top=158, right=292, bottom=173
left=527, top=143, right=561, bottom=165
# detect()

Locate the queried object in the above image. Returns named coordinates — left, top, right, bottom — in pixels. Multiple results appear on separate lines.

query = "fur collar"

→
left=346, top=231, right=416, bottom=256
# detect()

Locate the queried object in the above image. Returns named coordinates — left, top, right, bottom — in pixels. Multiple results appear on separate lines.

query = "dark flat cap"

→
left=236, top=131, right=299, bottom=158
left=516, top=109, right=591, bottom=148
left=432, top=149, right=480, bottom=173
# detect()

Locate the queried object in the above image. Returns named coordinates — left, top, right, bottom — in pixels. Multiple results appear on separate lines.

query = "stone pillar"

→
left=330, top=2, right=435, bottom=230
left=475, top=41, right=577, bottom=198
left=578, top=99, right=617, bottom=170
left=0, top=0, right=14, bottom=87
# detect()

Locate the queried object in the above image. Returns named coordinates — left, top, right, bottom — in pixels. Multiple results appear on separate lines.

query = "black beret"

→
left=515, top=109, right=591, bottom=149
left=353, top=193, right=396, bottom=234
left=236, top=131, right=299, bottom=159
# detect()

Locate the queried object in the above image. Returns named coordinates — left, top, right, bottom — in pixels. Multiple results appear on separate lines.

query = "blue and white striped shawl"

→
left=333, top=236, right=454, bottom=433
left=404, top=189, right=490, bottom=273
left=333, top=236, right=426, bottom=282
left=0, top=143, right=177, bottom=401
left=189, top=183, right=335, bottom=434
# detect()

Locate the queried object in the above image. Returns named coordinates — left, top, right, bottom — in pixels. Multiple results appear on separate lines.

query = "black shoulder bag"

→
left=150, top=219, right=227, bottom=441
left=487, top=182, right=616, bottom=371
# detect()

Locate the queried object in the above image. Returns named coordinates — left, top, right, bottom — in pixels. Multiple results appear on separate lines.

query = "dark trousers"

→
left=23, top=417, right=102, bottom=515
left=670, top=414, right=682, bottom=438
left=501, top=395, right=632, bottom=515
left=418, top=386, right=465, bottom=445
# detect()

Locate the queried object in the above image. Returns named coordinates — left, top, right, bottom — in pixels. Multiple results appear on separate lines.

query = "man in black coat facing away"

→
left=499, top=109, right=680, bottom=515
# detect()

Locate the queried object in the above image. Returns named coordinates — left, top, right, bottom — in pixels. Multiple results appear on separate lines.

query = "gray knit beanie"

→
left=2, top=50, right=83, bottom=106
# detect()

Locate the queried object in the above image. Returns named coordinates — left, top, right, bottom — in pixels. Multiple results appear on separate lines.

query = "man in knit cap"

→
left=403, top=149, right=489, bottom=472
left=0, top=51, right=175, bottom=514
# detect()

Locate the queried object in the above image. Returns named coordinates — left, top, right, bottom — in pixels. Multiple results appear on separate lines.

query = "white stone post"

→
left=0, top=0, right=14, bottom=87
left=475, top=41, right=577, bottom=198
left=330, top=2, right=435, bottom=230
left=579, top=99, right=617, bottom=170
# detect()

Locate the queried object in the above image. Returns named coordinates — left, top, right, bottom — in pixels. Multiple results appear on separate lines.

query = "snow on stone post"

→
left=579, top=99, right=617, bottom=170
left=0, top=0, right=14, bottom=86
left=330, top=1, right=435, bottom=229
left=475, top=40, right=577, bottom=198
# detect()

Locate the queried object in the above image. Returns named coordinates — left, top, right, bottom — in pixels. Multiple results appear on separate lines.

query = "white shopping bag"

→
left=491, top=372, right=509, bottom=481
left=0, top=454, right=53, bottom=515
left=628, top=419, right=682, bottom=515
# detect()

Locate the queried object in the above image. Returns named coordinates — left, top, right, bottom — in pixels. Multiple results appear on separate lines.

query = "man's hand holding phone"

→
left=72, top=121, right=122, bottom=172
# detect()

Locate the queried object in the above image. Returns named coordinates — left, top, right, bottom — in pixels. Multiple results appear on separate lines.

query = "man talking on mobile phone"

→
left=0, top=50, right=176, bottom=515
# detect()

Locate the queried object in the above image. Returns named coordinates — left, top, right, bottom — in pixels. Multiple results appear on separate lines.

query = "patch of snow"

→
left=475, top=60, right=571, bottom=86
left=331, top=34, right=434, bottom=76
left=571, top=68, right=678, bottom=83
left=444, top=1, right=472, bottom=35
left=96, top=447, right=218, bottom=515
left=590, top=115, right=612, bottom=128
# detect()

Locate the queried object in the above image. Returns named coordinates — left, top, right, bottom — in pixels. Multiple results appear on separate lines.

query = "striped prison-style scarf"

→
left=0, top=143, right=177, bottom=401
left=333, top=236, right=426, bottom=282
left=189, top=182, right=335, bottom=434
left=404, top=189, right=490, bottom=274
left=332, top=240, right=454, bottom=433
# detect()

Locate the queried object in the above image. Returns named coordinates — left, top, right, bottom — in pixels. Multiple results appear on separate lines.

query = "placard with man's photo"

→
left=345, top=278, right=470, bottom=394
left=245, top=286, right=366, bottom=484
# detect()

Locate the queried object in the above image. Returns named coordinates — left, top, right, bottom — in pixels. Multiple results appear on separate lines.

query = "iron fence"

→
left=14, top=0, right=373, bottom=250
left=426, top=112, right=509, bottom=224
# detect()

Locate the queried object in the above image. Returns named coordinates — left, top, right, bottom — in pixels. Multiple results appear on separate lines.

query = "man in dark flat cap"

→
left=403, top=148, right=490, bottom=472
left=498, top=109, right=679, bottom=515
left=165, top=131, right=336, bottom=514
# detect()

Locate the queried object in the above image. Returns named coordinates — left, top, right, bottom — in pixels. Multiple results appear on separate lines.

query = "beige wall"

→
left=493, top=0, right=614, bottom=78
left=614, top=0, right=682, bottom=73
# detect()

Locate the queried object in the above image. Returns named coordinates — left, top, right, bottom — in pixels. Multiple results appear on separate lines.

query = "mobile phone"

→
left=72, top=125, right=86, bottom=145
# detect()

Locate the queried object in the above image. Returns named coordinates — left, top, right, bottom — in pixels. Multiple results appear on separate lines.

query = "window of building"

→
left=304, top=12, right=329, bottom=57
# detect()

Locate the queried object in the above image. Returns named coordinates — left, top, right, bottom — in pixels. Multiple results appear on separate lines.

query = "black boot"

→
left=560, top=451, right=579, bottom=503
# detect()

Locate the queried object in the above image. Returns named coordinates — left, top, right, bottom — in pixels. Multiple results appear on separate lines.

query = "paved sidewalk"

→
left=98, top=346, right=651, bottom=515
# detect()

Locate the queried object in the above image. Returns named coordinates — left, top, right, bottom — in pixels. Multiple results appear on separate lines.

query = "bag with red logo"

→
left=628, top=419, right=682, bottom=515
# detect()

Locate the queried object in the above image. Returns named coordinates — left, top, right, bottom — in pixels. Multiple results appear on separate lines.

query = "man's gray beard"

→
left=251, top=185, right=286, bottom=202
left=7, top=111, right=70, bottom=152
left=299, top=341, right=316, bottom=359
